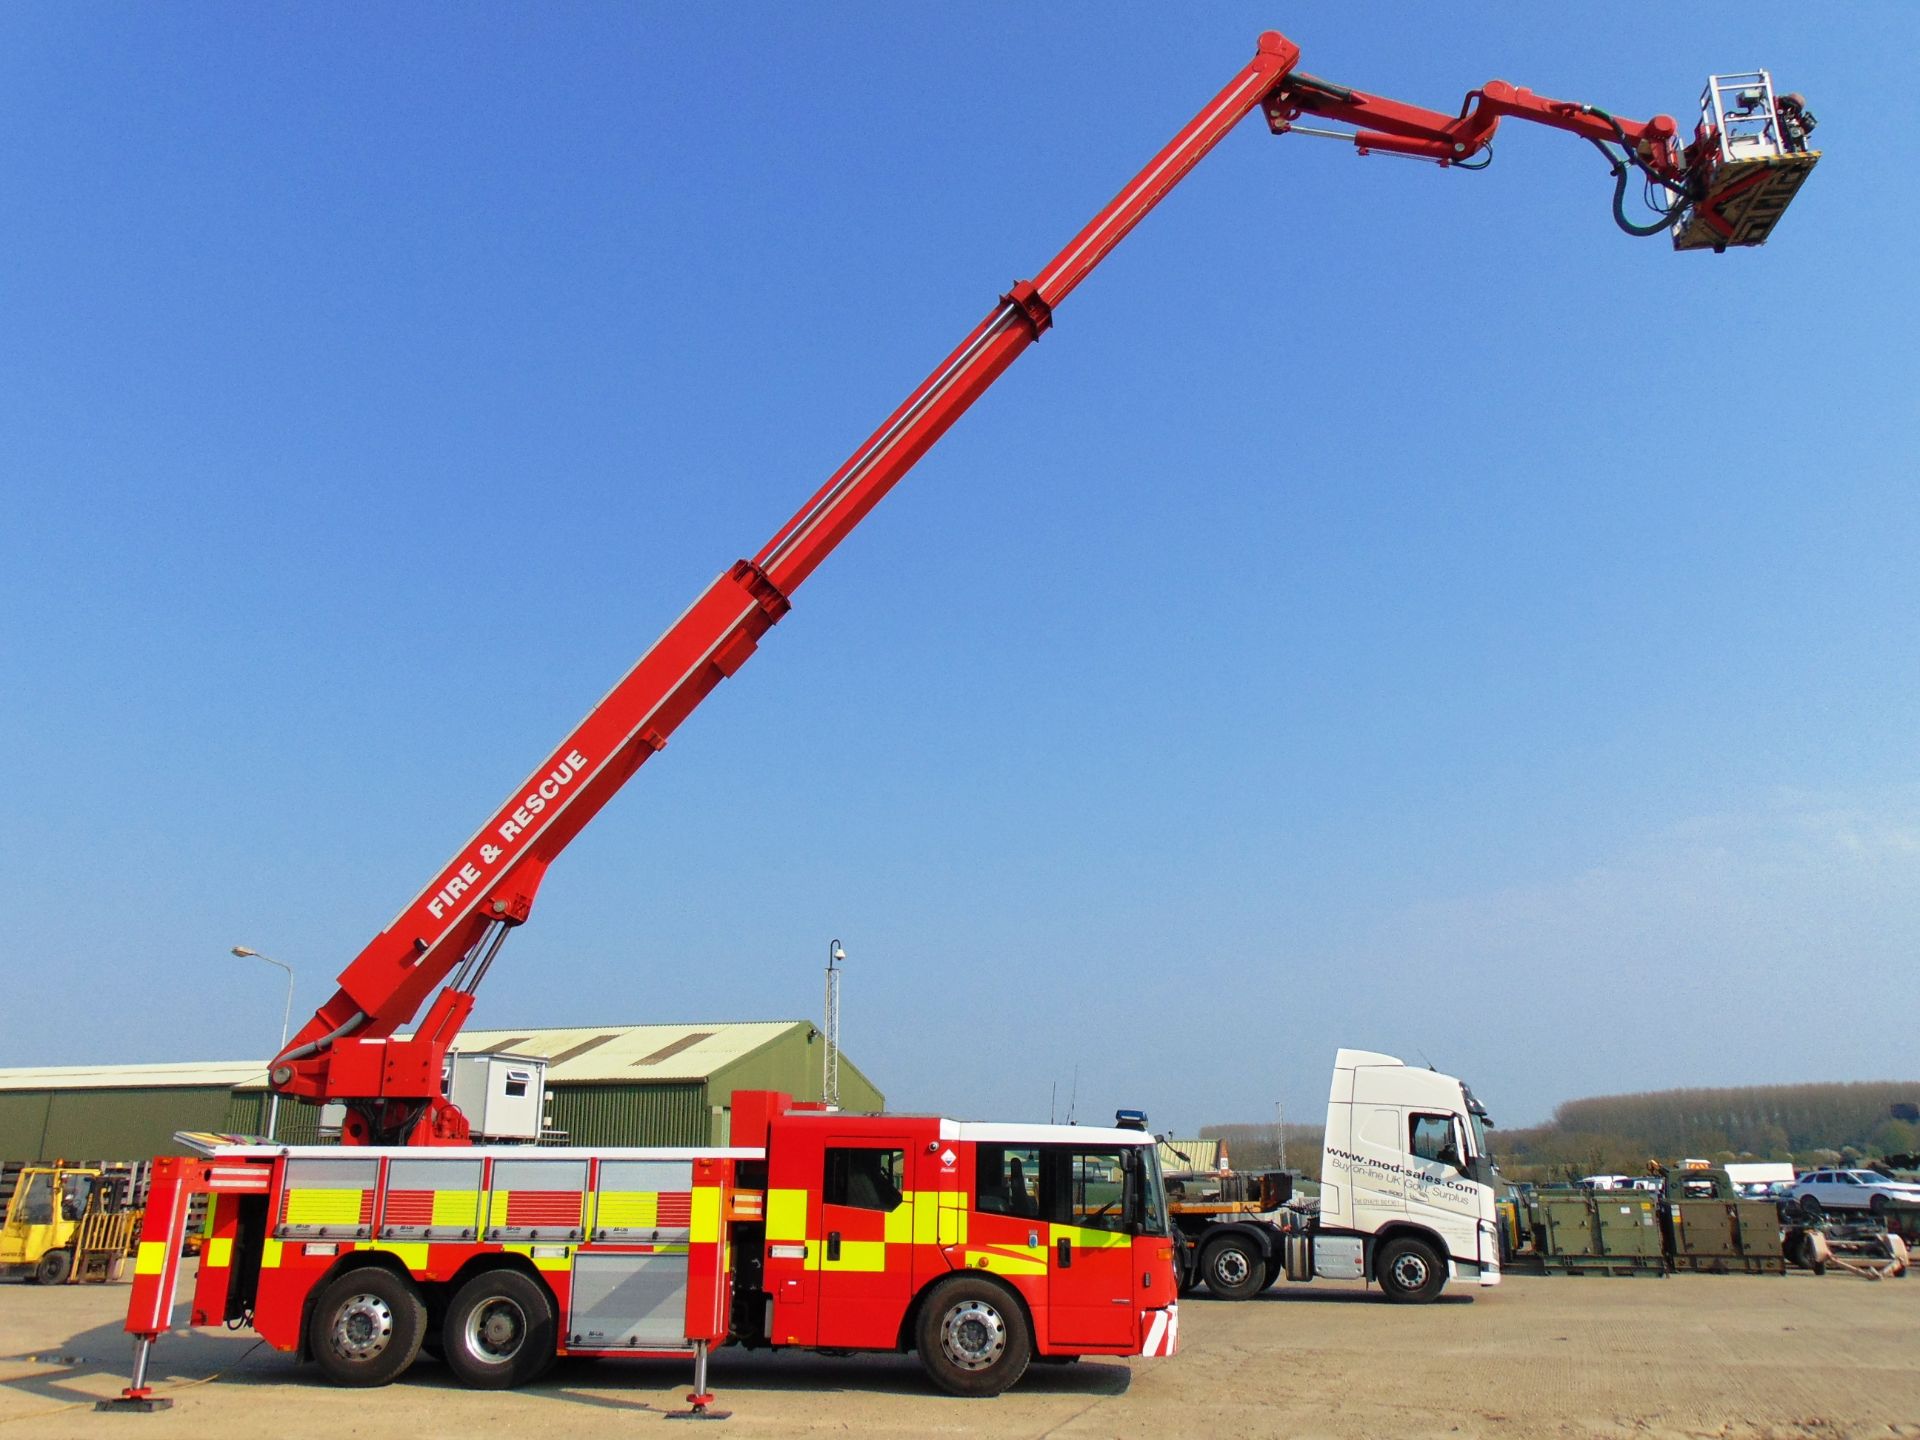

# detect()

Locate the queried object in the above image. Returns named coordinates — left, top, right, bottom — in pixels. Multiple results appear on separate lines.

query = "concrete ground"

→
left=2, top=1266, right=1915, bottom=1439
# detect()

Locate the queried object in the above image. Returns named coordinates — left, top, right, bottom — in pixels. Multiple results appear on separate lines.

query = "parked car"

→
left=1788, top=1168, right=1920, bottom=1216
left=1576, top=1174, right=1637, bottom=1190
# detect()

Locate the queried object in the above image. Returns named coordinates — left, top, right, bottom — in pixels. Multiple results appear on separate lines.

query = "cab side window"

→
left=823, top=1148, right=904, bottom=1212
left=1062, top=1149, right=1132, bottom=1234
left=975, top=1145, right=1042, bottom=1219
left=1409, top=1113, right=1456, bottom=1166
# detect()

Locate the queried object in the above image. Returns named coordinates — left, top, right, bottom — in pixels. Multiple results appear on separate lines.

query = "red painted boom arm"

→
left=270, top=32, right=1724, bottom=1144
left=274, top=31, right=1304, bottom=1142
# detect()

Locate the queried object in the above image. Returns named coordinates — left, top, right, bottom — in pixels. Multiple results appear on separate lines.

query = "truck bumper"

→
left=1141, top=1303, right=1179, bottom=1357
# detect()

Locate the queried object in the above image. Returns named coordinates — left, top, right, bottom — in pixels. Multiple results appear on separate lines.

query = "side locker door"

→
left=1043, top=1146, right=1138, bottom=1349
left=812, top=1136, right=915, bottom=1351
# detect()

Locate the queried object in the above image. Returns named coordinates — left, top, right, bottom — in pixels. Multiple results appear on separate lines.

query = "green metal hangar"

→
left=0, top=1021, right=883, bottom=1161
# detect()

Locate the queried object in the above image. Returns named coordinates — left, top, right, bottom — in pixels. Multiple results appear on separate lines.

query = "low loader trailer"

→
left=1165, top=1051, right=1502, bottom=1303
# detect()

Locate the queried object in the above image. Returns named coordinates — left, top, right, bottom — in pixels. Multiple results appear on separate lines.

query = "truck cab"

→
left=1318, top=1048, right=1501, bottom=1299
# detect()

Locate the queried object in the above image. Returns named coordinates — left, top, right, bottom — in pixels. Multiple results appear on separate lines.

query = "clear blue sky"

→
left=3, top=4, right=1914, bottom=1134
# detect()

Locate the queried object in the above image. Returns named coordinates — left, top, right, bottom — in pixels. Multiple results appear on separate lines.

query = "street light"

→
left=233, top=946, right=295, bottom=1140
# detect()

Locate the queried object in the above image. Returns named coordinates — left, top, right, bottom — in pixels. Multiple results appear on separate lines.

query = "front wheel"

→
left=1869, top=1193, right=1889, bottom=1217
left=1799, top=1195, right=1824, bottom=1219
left=915, top=1276, right=1032, bottom=1397
left=442, top=1269, right=557, bottom=1389
left=308, top=1267, right=426, bottom=1386
left=1201, top=1234, right=1265, bottom=1301
left=34, top=1248, right=73, bottom=1286
left=1375, top=1236, right=1447, bottom=1304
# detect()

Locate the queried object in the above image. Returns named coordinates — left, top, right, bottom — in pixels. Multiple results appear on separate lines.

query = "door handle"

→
left=1056, top=1237, right=1072, bottom=1268
left=827, top=1231, right=841, bottom=1263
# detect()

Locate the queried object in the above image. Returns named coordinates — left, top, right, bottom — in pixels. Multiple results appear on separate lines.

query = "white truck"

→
left=1167, top=1049, right=1502, bottom=1302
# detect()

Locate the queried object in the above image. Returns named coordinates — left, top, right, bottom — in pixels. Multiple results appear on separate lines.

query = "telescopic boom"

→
left=267, top=31, right=1816, bottom=1144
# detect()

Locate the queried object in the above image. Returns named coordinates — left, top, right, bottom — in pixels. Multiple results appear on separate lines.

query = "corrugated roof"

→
left=0, top=1061, right=267, bottom=1092
left=446, top=1022, right=806, bottom=1084
left=0, top=1022, right=809, bottom=1093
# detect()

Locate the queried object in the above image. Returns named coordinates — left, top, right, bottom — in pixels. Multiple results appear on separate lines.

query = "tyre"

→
left=307, top=1266, right=426, bottom=1387
left=1261, top=1256, right=1284, bottom=1292
left=914, top=1276, right=1032, bottom=1397
left=1870, top=1193, right=1889, bottom=1217
left=1375, top=1236, right=1446, bottom=1304
left=34, top=1248, right=73, bottom=1286
left=1799, top=1195, right=1823, bottom=1219
left=1201, top=1234, right=1264, bottom=1301
left=441, top=1269, right=557, bottom=1390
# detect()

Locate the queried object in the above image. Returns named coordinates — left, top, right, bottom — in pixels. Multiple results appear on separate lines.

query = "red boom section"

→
left=274, top=31, right=1304, bottom=1142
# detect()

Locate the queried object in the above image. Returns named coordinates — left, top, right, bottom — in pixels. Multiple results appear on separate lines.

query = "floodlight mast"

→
left=266, top=31, right=1816, bottom=1145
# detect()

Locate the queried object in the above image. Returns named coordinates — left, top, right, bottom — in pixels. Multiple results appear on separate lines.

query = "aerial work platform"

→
left=1672, top=70, right=1820, bottom=251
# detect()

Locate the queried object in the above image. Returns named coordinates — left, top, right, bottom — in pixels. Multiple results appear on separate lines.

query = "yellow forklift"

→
left=0, top=1164, right=142, bottom=1284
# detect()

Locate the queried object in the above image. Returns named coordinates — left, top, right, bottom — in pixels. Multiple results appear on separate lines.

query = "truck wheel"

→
left=1201, top=1235, right=1264, bottom=1301
left=34, top=1249, right=73, bottom=1286
left=1375, top=1236, right=1446, bottom=1304
left=914, top=1276, right=1031, bottom=1397
left=1261, top=1256, right=1284, bottom=1291
left=308, top=1267, right=426, bottom=1386
left=442, top=1269, right=557, bottom=1389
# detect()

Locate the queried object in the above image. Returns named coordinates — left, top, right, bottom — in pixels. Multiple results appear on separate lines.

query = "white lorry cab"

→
left=1167, top=1049, right=1501, bottom=1303
left=1316, top=1048, right=1502, bottom=1300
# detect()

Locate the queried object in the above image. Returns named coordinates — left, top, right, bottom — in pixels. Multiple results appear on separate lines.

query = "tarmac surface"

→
left=2, top=1265, right=1916, bottom=1438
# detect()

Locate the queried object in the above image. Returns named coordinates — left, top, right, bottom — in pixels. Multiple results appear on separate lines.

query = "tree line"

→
left=1199, top=1080, right=1920, bottom=1184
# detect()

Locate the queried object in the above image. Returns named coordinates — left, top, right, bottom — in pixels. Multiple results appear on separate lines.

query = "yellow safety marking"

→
left=1051, top=1223, right=1131, bottom=1250
left=134, top=1241, right=167, bottom=1277
left=431, top=1191, right=480, bottom=1227
left=939, top=1190, right=968, bottom=1247
left=813, top=1239, right=887, bottom=1273
left=883, top=1201, right=915, bottom=1245
left=205, top=1237, right=232, bottom=1269
left=963, top=1248, right=1046, bottom=1277
left=595, top=1192, right=659, bottom=1229
left=912, top=1192, right=941, bottom=1246
left=690, top=1187, right=721, bottom=1244
left=500, top=1243, right=573, bottom=1273
left=201, top=1193, right=220, bottom=1238
left=261, top=1238, right=283, bottom=1269
left=285, top=1189, right=366, bottom=1226
left=487, top=1191, right=511, bottom=1228
left=765, top=1189, right=809, bottom=1243
left=357, top=1241, right=430, bottom=1270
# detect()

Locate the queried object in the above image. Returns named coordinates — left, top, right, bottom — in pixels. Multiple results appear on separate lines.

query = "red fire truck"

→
left=111, top=25, right=1814, bottom=1413
left=126, top=1095, right=1176, bottom=1402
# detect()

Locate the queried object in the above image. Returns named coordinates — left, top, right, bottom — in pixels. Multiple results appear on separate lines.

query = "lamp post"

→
left=233, top=946, right=294, bottom=1140
left=823, top=940, right=845, bottom=1108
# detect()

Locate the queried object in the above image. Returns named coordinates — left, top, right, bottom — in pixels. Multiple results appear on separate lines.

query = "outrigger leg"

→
left=665, top=1338, right=730, bottom=1421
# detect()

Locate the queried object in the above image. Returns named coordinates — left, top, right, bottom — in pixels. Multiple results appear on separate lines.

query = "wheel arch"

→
left=1366, top=1221, right=1450, bottom=1279
left=296, top=1250, right=422, bottom=1362
left=896, top=1268, right=1038, bottom=1356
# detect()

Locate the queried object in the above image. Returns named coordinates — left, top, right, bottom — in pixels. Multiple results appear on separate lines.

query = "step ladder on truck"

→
left=108, top=26, right=1816, bottom=1413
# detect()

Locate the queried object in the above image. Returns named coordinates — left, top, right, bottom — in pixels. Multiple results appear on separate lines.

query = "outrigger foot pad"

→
left=665, top=1392, right=731, bottom=1420
left=96, top=1393, right=173, bottom=1413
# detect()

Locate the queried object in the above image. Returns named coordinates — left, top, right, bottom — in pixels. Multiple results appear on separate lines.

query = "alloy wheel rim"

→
left=331, top=1293, right=395, bottom=1361
left=940, top=1300, right=1007, bottom=1371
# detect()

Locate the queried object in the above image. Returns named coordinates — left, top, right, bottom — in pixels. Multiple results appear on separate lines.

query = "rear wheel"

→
left=34, top=1249, right=73, bottom=1286
left=308, top=1267, right=426, bottom=1386
left=1201, top=1234, right=1264, bottom=1301
left=442, top=1269, right=557, bottom=1390
left=1870, top=1193, right=1890, bottom=1217
left=915, top=1276, right=1031, bottom=1397
left=1800, top=1195, right=1824, bottom=1219
left=1375, top=1236, right=1447, bottom=1304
